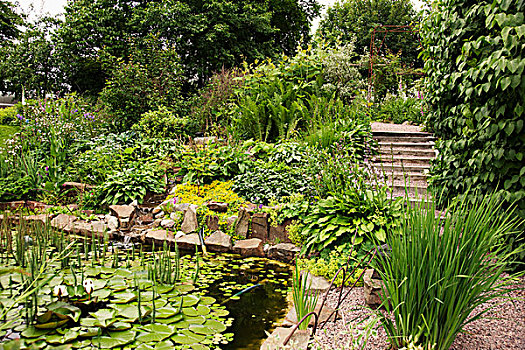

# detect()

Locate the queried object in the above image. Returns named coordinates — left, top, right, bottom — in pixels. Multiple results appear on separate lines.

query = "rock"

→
left=137, top=214, right=154, bottom=225
left=363, top=269, right=385, bottom=307
left=170, top=211, right=183, bottom=222
left=250, top=212, right=269, bottom=241
left=0, top=201, right=25, bottom=211
left=173, top=203, right=191, bottom=212
left=207, top=201, right=228, bottom=212
left=73, top=221, right=111, bottom=239
left=105, top=215, right=119, bottom=231
left=235, top=208, right=251, bottom=239
left=285, top=300, right=336, bottom=326
left=50, top=214, right=78, bottom=232
left=205, top=231, right=232, bottom=252
left=145, top=230, right=175, bottom=244
left=176, top=233, right=201, bottom=250
left=269, top=219, right=293, bottom=244
left=67, top=204, right=79, bottom=211
left=181, top=206, right=198, bottom=233
left=62, top=182, right=96, bottom=191
left=130, top=199, right=138, bottom=207
left=260, top=327, right=309, bottom=350
left=152, top=219, right=162, bottom=228
left=206, top=215, right=220, bottom=232
left=233, top=238, right=264, bottom=257
left=155, top=211, right=165, bottom=219
left=23, top=214, right=52, bottom=225
left=26, top=201, right=51, bottom=211
left=161, top=219, right=176, bottom=229
left=304, top=272, right=331, bottom=296
left=109, top=205, right=136, bottom=230
left=152, top=206, right=162, bottom=215
left=268, top=243, right=300, bottom=262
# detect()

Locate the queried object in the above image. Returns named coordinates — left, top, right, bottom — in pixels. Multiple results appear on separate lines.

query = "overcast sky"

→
left=15, top=0, right=424, bottom=26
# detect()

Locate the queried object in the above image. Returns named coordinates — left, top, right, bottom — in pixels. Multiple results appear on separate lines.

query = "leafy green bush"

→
left=422, top=0, right=525, bottom=228
left=301, top=187, right=402, bottom=255
left=373, top=192, right=524, bottom=350
left=233, top=165, right=313, bottom=204
left=0, top=105, right=17, bottom=124
left=133, top=106, right=191, bottom=139
left=96, top=164, right=165, bottom=205
left=374, top=95, right=424, bottom=125
left=100, top=37, right=184, bottom=131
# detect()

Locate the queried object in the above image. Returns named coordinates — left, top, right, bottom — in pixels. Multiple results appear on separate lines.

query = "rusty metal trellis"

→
left=368, top=24, right=421, bottom=101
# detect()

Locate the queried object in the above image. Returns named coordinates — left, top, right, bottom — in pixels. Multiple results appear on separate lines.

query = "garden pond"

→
left=0, top=218, right=292, bottom=350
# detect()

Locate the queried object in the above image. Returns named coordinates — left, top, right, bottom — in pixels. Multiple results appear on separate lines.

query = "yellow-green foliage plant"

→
left=373, top=192, right=524, bottom=350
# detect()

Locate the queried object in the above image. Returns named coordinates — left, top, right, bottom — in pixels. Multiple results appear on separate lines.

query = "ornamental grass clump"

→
left=292, top=261, right=319, bottom=330
left=374, top=192, right=524, bottom=350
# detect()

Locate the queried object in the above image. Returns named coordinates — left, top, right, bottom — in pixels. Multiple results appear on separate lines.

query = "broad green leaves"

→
left=423, top=0, right=525, bottom=227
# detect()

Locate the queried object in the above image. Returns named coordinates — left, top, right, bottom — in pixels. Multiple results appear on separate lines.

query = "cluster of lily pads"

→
left=0, top=216, right=292, bottom=350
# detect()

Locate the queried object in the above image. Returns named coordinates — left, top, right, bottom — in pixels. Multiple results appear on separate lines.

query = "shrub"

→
left=232, top=165, right=313, bottom=204
left=374, top=95, right=424, bottom=125
left=133, top=106, right=190, bottom=139
left=0, top=105, right=17, bottom=124
left=96, top=163, right=165, bottom=205
left=373, top=192, right=524, bottom=350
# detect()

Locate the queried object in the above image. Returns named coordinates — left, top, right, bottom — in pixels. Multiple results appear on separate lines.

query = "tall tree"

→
left=0, top=17, right=63, bottom=99
left=0, top=0, right=23, bottom=42
left=317, top=0, right=419, bottom=65
left=54, top=0, right=320, bottom=95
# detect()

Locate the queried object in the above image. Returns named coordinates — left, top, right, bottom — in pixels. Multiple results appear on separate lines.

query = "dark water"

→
left=201, top=255, right=292, bottom=350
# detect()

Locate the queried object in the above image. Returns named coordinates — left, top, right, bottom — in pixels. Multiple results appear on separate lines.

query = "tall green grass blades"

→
left=292, top=261, right=318, bottom=330
left=373, top=192, right=524, bottom=350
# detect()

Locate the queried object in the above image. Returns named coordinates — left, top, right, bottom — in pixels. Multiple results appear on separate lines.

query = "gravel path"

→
left=311, top=276, right=525, bottom=350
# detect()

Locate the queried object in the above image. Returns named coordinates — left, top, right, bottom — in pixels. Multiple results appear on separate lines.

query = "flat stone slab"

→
left=304, top=272, right=331, bottom=295
left=260, top=327, right=309, bottom=350
left=73, top=221, right=111, bottom=239
left=204, top=230, right=232, bottom=252
left=109, top=204, right=136, bottom=219
left=50, top=214, right=78, bottom=232
left=146, top=229, right=175, bottom=244
left=268, top=243, right=300, bottom=262
left=62, top=182, right=95, bottom=191
left=176, top=233, right=201, bottom=250
left=233, top=238, right=264, bottom=257
left=23, top=214, right=52, bottom=224
left=285, top=300, right=336, bottom=326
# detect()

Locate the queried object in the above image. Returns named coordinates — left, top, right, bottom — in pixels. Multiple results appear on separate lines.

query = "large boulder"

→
left=260, top=327, right=309, bottom=350
left=73, top=221, right=111, bottom=239
left=145, top=229, right=176, bottom=245
left=267, top=243, right=300, bottom=262
left=235, top=208, right=250, bottom=239
left=233, top=238, right=264, bottom=257
left=363, top=269, right=385, bottom=307
left=204, top=231, right=232, bottom=253
left=176, top=233, right=201, bottom=250
left=109, top=205, right=136, bottom=230
left=250, top=212, right=269, bottom=241
left=181, top=206, right=198, bottom=233
left=50, top=214, right=78, bottom=232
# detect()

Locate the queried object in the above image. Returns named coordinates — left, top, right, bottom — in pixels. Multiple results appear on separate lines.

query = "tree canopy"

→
left=0, top=0, right=23, bottom=42
left=317, top=0, right=419, bottom=65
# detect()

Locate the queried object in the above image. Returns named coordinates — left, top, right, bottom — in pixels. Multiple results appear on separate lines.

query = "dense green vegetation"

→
left=0, top=0, right=523, bottom=349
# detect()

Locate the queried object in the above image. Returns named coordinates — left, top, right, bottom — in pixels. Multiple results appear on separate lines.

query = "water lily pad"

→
left=110, top=322, right=132, bottom=331
left=113, top=292, right=136, bottom=303
left=94, top=330, right=136, bottom=349
left=92, top=289, right=111, bottom=299
left=154, top=340, right=175, bottom=350
left=174, top=284, right=195, bottom=293
left=118, top=305, right=151, bottom=323
left=155, top=314, right=184, bottom=325
left=188, top=325, right=216, bottom=335
left=204, top=319, right=227, bottom=332
left=198, top=297, right=216, bottom=305
left=79, top=327, right=100, bottom=337
left=171, top=330, right=205, bottom=345
left=182, top=307, right=199, bottom=317
left=89, top=309, right=116, bottom=328
left=155, top=307, right=179, bottom=319
left=185, top=316, right=206, bottom=325
left=34, top=319, right=68, bottom=329
left=21, top=327, right=51, bottom=338
left=136, top=324, right=175, bottom=342
left=46, top=329, right=79, bottom=344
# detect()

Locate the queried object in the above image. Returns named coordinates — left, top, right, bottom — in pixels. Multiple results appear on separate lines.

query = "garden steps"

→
left=371, top=122, right=436, bottom=201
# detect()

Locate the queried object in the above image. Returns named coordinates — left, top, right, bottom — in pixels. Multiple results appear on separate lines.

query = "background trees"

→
left=0, top=0, right=23, bottom=42
left=317, top=0, right=419, bottom=65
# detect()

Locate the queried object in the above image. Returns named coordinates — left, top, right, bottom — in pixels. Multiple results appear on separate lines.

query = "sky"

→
left=15, top=0, right=424, bottom=25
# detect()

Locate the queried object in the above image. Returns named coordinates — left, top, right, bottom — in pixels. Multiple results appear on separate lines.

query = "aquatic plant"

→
left=292, top=260, right=318, bottom=331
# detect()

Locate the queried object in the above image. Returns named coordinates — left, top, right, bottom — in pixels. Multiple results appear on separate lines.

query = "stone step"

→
left=390, top=183, right=428, bottom=196
left=379, top=148, right=436, bottom=157
left=374, top=163, right=430, bottom=173
left=384, top=172, right=428, bottom=182
left=372, top=130, right=434, bottom=138
left=378, top=141, right=434, bottom=149
left=373, top=155, right=434, bottom=165
left=374, top=135, right=436, bottom=143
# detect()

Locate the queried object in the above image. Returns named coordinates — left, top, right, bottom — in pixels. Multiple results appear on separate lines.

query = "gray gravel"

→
left=310, top=276, right=525, bottom=350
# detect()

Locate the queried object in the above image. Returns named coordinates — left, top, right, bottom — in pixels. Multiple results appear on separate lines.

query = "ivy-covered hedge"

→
left=422, top=1, right=525, bottom=220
